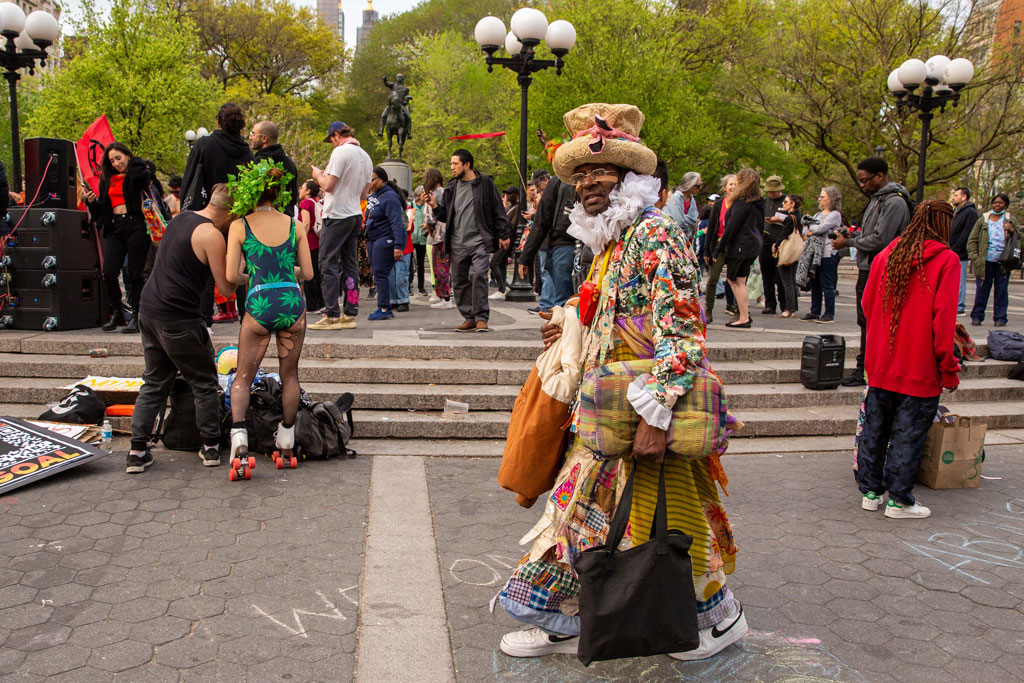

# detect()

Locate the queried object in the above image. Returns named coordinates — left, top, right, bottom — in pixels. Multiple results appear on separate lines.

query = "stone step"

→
left=10, top=376, right=1022, bottom=413
left=0, top=354, right=535, bottom=386
left=347, top=439, right=507, bottom=457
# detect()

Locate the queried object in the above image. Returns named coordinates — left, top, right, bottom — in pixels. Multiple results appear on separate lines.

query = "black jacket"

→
left=706, top=197, right=726, bottom=258
left=715, top=197, right=765, bottom=260
left=762, top=194, right=787, bottom=244
left=254, top=144, right=299, bottom=216
left=522, top=177, right=576, bottom=262
left=91, top=158, right=155, bottom=228
left=181, top=129, right=254, bottom=211
left=950, top=201, right=978, bottom=260
left=432, top=172, right=511, bottom=253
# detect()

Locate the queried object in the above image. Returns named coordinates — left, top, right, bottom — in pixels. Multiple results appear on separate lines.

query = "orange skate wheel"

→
left=289, top=456, right=298, bottom=469
left=243, top=466, right=251, bottom=479
left=229, top=468, right=238, bottom=481
left=247, top=456, right=255, bottom=469
left=275, top=457, right=284, bottom=469
left=231, top=457, right=240, bottom=469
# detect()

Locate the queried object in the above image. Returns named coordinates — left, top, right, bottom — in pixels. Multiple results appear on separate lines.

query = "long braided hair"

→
left=882, top=199, right=954, bottom=348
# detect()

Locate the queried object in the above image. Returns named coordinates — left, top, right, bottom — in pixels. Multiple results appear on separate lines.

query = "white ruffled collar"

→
left=567, top=172, right=662, bottom=254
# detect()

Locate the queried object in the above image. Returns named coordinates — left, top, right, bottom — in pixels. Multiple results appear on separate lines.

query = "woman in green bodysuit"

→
left=225, top=163, right=314, bottom=462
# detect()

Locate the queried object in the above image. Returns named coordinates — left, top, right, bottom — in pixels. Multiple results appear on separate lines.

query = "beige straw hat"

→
left=552, top=103, right=658, bottom=184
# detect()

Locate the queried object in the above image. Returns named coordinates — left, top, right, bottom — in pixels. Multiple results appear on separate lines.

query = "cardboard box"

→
left=917, top=416, right=986, bottom=489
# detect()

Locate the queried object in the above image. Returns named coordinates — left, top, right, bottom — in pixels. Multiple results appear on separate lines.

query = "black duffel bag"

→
left=39, top=384, right=106, bottom=425
left=573, top=464, right=699, bottom=665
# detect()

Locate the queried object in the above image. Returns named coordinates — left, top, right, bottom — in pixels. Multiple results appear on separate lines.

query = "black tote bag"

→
left=573, top=463, right=700, bottom=665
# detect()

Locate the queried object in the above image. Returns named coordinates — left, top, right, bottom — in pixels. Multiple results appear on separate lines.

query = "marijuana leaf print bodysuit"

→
left=242, top=216, right=306, bottom=331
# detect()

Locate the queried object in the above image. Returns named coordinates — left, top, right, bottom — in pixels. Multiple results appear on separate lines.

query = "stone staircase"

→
left=0, top=331, right=1021, bottom=455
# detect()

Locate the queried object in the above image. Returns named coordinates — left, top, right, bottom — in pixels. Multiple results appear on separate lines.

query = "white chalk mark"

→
left=903, top=542, right=991, bottom=584
left=338, top=584, right=360, bottom=606
left=449, top=558, right=502, bottom=587
left=252, top=590, right=349, bottom=639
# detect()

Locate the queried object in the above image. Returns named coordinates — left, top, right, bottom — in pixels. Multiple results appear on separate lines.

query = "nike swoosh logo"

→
left=711, top=608, right=743, bottom=639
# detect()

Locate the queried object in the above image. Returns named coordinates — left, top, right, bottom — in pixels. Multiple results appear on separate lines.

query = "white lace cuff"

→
left=627, top=373, right=672, bottom=432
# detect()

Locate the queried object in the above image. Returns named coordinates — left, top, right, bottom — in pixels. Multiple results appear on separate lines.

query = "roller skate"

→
left=272, top=422, right=298, bottom=470
left=228, top=427, right=255, bottom=481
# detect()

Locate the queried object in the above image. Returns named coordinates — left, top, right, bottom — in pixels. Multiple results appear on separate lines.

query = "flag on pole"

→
left=76, top=115, right=115, bottom=197
left=449, top=131, right=506, bottom=141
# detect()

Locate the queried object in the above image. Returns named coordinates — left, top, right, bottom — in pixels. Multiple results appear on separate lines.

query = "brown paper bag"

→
left=917, top=415, right=986, bottom=489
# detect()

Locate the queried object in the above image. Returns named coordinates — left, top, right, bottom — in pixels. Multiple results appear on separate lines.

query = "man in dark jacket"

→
left=181, top=102, right=254, bottom=325
left=250, top=120, right=298, bottom=216
left=832, top=157, right=911, bottom=386
left=950, top=186, right=978, bottom=315
left=181, top=103, right=255, bottom=211
left=758, top=175, right=787, bottom=314
left=425, top=149, right=510, bottom=333
left=520, top=175, right=576, bottom=311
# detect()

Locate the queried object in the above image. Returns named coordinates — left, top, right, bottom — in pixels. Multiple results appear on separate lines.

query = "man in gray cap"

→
left=759, top=175, right=787, bottom=314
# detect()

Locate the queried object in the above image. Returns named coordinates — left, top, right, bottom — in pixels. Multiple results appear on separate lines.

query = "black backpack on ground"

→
left=987, top=330, right=1024, bottom=361
left=157, top=376, right=227, bottom=451
left=246, top=376, right=355, bottom=460
left=38, top=384, right=106, bottom=425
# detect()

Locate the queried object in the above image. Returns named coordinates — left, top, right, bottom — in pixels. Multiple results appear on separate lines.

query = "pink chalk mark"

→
left=784, top=637, right=822, bottom=645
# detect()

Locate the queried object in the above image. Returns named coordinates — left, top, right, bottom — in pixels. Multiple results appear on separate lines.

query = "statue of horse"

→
left=382, top=91, right=408, bottom=160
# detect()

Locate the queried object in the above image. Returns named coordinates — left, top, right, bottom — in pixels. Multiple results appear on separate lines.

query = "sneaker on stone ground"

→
left=760, top=307, right=775, bottom=315
left=428, top=295, right=441, bottom=304
left=440, top=299, right=455, bottom=309
left=489, top=290, right=506, bottom=300
left=499, top=628, right=578, bottom=658
left=885, top=499, right=931, bottom=519
left=862, top=491, right=884, bottom=511
left=199, top=446, right=220, bottom=467
left=669, top=604, right=748, bottom=661
left=971, top=319, right=982, bottom=326
left=800, top=313, right=818, bottom=321
left=309, top=315, right=344, bottom=330
left=394, top=303, right=410, bottom=312
left=418, top=289, right=428, bottom=296
left=816, top=315, right=835, bottom=324
left=125, top=450, right=154, bottom=473
left=527, top=306, right=542, bottom=314
left=368, top=309, right=394, bottom=321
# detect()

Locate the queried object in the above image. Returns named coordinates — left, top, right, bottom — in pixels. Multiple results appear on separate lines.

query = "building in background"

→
left=316, top=0, right=344, bottom=40
left=963, top=0, right=1024, bottom=60
left=356, top=0, right=378, bottom=53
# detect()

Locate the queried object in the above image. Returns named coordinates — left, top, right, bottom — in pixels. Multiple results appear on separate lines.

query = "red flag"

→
left=449, top=131, right=506, bottom=141
left=76, top=115, right=115, bottom=197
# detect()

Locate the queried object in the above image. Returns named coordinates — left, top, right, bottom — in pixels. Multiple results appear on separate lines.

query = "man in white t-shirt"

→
left=309, top=121, right=373, bottom=330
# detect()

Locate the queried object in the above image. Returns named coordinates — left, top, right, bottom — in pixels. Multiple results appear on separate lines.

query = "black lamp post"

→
left=474, top=9, right=576, bottom=303
left=887, top=55, right=975, bottom=203
left=0, top=2, right=60, bottom=192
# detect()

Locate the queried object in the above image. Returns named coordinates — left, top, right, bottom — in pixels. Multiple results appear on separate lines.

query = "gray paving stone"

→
left=87, top=639, right=155, bottom=672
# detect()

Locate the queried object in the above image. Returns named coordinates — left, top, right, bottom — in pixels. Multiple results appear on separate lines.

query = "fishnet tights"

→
left=230, top=314, right=307, bottom=426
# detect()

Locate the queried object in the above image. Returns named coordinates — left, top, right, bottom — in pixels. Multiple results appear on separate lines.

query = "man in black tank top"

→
left=126, top=184, right=238, bottom=474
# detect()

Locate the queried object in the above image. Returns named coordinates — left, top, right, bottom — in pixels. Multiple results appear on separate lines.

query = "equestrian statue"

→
left=379, top=74, right=412, bottom=159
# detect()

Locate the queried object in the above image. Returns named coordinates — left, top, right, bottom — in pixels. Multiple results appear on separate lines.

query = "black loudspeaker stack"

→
left=1, top=209, right=105, bottom=332
left=24, top=137, right=78, bottom=211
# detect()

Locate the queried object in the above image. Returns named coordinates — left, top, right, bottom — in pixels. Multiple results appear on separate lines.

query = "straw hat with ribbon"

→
left=552, top=103, right=658, bottom=184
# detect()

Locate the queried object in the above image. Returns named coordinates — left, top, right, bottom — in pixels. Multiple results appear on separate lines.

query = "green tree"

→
left=25, top=0, right=219, bottom=174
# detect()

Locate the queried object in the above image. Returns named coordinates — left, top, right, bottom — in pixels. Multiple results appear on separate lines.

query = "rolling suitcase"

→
left=800, top=335, right=845, bottom=390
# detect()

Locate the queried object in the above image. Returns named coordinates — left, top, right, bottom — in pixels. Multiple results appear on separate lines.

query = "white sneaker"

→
left=669, top=604, right=748, bottom=661
left=885, top=499, right=931, bottom=519
left=489, top=290, right=506, bottom=300
left=428, top=295, right=441, bottom=304
left=862, top=491, right=884, bottom=511
left=441, top=299, right=455, bottom=309
left=499, top=627, right=578, bottom=658
left=430, top=299, right=447, bottom=308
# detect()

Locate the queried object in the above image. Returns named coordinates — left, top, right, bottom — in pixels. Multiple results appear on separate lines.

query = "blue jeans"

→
left=856, top=387, right=939, bottom=506
left=538, top=244, right=575, bottom=310
left=368, top=238, right=395, bottom=312
left=389, top=253, right=411, bottom=305
left=810, top=255, right=839, bottom=317
left=958, top=260, right=968, bottom=313
left=971, top=261, right=1009, bottom=324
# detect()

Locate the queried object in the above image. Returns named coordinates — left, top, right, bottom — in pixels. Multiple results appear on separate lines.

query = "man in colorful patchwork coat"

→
left=496, top=103, right=746, bottom=661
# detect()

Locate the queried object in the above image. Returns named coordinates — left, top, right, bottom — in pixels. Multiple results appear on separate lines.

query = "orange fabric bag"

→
left=498, top=305, right=583, bottom=508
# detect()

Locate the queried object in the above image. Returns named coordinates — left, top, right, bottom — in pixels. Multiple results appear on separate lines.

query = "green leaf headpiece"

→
left=226, top=159, right=294, bottom=216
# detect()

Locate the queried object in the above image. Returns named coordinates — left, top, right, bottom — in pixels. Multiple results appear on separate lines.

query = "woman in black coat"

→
left=81, top=142, right=161, bottom=333
left=712, top=168, right=764, bottom=327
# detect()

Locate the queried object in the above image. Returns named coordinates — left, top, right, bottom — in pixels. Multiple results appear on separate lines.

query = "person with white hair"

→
left=665, top=171, right=702, bottom=241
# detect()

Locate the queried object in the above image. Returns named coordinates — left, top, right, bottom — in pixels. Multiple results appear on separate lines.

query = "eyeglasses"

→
left=569, top=169, right=618, bottom=187
left=856, top=174, right=880, bottom=186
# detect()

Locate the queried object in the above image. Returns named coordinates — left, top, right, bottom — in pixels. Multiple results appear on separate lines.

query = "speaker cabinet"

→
left=3, top=209, right=98, bottom=271
left=1, top=269, right=105, bottom=331
left=24, top=137, right=78, bottom=211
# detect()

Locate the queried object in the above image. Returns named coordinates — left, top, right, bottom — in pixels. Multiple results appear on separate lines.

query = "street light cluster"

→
left=885, top=55, right=976, bottom=202
left=1, top=1, right=61, bottom=190
left=470, top=8, right=577, bottom=302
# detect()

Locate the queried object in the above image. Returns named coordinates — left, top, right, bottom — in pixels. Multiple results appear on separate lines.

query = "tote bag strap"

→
left=604, top=463, right=669, bottom=557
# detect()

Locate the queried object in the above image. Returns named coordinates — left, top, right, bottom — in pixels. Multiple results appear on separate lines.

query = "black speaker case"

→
left=3, top=268, right=105, bottom=331
left=4, top=208, right=99, bottom=271
left=24, top=137, right=78, bottom=211
left=800, top=334, right=846, bottom=391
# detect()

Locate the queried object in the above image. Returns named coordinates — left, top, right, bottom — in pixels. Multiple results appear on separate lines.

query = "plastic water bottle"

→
left=101, top=419, right=112, bottom=453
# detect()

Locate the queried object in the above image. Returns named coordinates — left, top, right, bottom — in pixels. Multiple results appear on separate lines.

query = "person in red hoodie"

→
left=857, top=200, right=960, bottom=520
